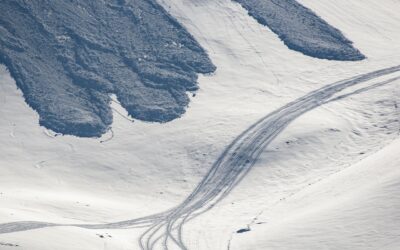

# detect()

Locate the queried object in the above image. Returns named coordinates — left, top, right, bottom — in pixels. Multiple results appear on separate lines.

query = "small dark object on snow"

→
left=97, top=234, right=105, bottom=238
left=236, top=228, right=251, bottom=234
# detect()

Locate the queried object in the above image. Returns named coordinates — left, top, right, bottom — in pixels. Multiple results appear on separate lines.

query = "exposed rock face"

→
left=234, top=0, right=365, bottom=61
left=0, top=0, right=215, bottom=137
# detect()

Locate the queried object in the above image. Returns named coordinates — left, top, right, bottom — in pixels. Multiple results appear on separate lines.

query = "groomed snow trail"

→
left=1, top=65, right=400, bottom=250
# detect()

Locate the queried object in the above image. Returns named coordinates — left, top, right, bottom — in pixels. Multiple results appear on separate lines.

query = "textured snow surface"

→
left=234, top=0, right=365, bottom=61
left=0, top=0, right=215, bottom=137
left=1, top=0, right=400, bottom=249
left=231, top=138, right=400, bottom=250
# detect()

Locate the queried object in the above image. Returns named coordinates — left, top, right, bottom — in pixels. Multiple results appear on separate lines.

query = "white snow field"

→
left=1, top=0, right=400, bottom=249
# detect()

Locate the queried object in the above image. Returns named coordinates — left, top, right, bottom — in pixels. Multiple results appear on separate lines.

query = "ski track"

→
left=1, top=65, right=400, bottom=250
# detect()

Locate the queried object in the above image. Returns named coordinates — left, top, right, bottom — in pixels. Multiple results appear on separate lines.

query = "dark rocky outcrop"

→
left=234, top=0, right=365, bottom=61
left=0, top=0, right=215, bottom=137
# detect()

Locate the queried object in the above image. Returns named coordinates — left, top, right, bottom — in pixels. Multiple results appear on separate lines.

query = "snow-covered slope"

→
left=231, top=138, right=400, bottom=250
left=1, top=0, right=400, bottom=249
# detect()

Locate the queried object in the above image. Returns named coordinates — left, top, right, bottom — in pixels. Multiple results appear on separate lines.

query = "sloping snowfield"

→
left=1, top=0, right=400, bottom=249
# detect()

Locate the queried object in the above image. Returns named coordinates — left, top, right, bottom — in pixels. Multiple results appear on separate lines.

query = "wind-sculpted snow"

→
left=0, top=0, right=215, bottom=137
left=234, top=0, right=365, bottom=61
left=1, top=65, right=399, bottom=250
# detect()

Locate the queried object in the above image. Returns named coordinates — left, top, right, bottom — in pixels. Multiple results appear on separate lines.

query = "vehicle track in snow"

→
left=1, top=65, right=400, bottom=250
left=135, top=65, right=400, bottom=250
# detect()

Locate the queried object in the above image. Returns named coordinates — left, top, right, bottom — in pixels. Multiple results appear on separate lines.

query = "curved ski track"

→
left=1, top=65, right=400, bottom=250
